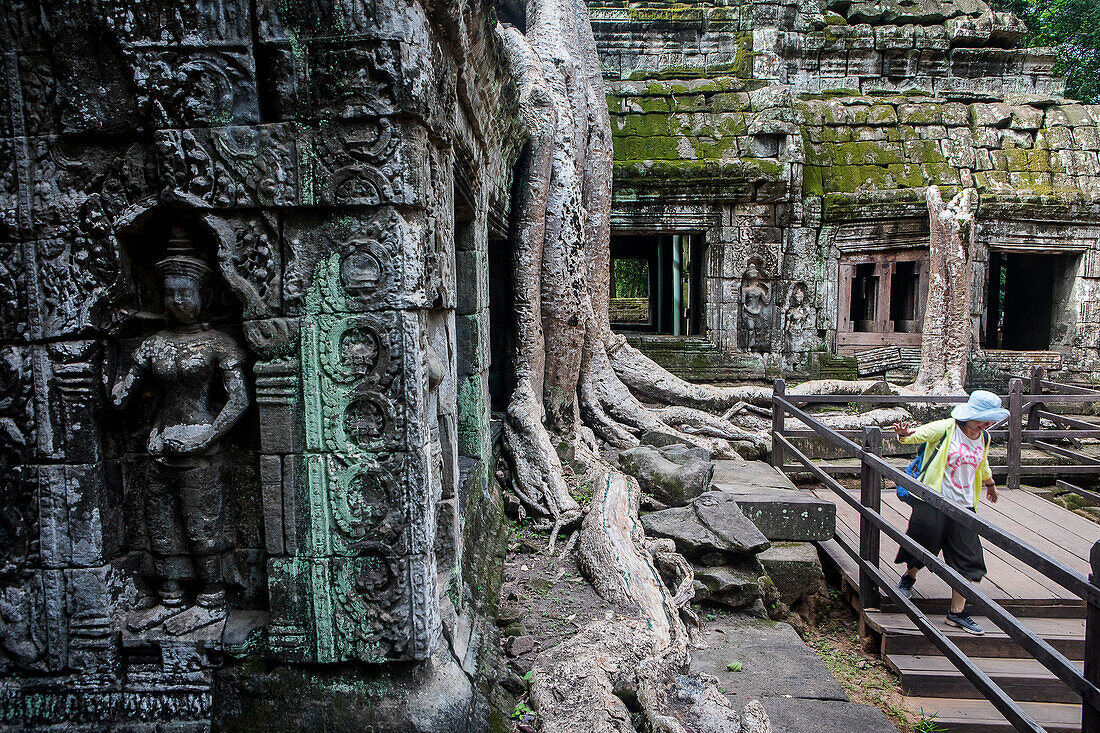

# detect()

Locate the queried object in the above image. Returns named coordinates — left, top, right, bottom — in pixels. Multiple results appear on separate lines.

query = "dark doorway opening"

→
left=610, top=233, right=703, bottom=335
left=487, top=235, right=513, bottom=413
left=982, top=252, right=1078, bottom=350
left=849, top=262, right=879, bottom=332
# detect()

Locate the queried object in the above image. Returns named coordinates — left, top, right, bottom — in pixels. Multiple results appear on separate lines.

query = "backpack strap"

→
left=917, top=425, right=953, bottom=482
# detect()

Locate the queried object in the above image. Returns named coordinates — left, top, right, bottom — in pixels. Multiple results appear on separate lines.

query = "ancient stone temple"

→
left=595, top=0, right=1100, bottom=384
left=0, top=0, right=520, bottom=729
left=1, top=0, right=1098, bottom=730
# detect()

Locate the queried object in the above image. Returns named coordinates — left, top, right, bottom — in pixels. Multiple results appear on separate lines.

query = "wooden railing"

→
left=772, top=371, right=1100, bottom=486
left=771, top=379, right=1100, bottom=733
left=1005, top=367, right=1100, bottom=489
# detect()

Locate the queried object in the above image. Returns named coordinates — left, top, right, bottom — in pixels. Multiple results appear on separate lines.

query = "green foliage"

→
left=511, top=701, right=536, bottom=721
left=613, top=259, right=650, bottom=298
left=991, top=0, right=1100, bottom=103
left=914, top=709, right=946, bottom=733
left=726, top=661, right=743, bottom=672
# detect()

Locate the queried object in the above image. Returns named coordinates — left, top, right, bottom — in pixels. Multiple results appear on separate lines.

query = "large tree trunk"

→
left=494, top=2, right=769, bottom=730
left=914, top=186, right=975, bottom=395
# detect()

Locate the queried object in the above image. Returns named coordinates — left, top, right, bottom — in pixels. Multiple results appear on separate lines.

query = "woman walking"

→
left=892, top=390, right=1008, bottom=635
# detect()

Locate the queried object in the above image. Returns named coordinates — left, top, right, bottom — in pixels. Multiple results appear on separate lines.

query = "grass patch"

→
left=800, top=588, right=932, bottom=732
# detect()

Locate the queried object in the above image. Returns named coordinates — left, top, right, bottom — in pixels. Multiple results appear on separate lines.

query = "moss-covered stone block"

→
left=1026, top=149, right=1052, bottom=172
left=887, top=163, right=928, bottom=188
left=711, top=91, right=751, bottom=113
left=819, top=125, right=853, bottom=143
left=691, top=136, right=739, bottom=159
left=866, top=104, right=899, bottom=126
left=903, top=139, right=944, bottom=163
left=898, top=103, right=941, bottom=125
left=612, top=114, right=672, bottom=137
left=803, top=165, right=824, bottom=196
left=826, top=140, right=904, bottom=166
left=612, top=135, right=683, bottom=160
left=823, top=164, right=893, bottom=192
left=922, top=159, right=961, bottom=184
left=672, top=93, right=712, bottom=113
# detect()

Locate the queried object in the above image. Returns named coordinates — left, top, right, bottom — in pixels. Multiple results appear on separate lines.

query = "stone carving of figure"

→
left=739, top=260, right=772, bottom=353
left=784, top=281, right=814, bottom=352
left=110, top=248, right=249, bottom=636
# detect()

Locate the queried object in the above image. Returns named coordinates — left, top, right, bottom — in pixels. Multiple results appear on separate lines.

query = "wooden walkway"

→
left=810, top=485, right=1097, bottom=731
left=813, top=486, right=1096, bottom=617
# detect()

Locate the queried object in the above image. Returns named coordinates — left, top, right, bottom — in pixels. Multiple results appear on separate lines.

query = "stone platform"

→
left=711, top=460, right=836, bottom=541
left=690, top=616, right=899, bottom=733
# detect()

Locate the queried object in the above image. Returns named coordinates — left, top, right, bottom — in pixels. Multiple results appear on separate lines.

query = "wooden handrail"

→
left=1057, top=480, right=1100, bottom=506
left=774, top=393, right=1100, bottom=608
left=774, top=430, right=1100, bottom=715
left=773, top=369, right=1100, bottom=731
left=1036, top=410, right=1100, bottom=431
left=831, top=531, right=1045, bottom=733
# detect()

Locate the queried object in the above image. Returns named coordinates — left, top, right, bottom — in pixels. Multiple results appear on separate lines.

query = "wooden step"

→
left=904, top=696, right=1082, bottom=733
left=886, top=654, right=1084, bottom=704
left=864, top=611, right=1086, bottom=659
left=879, top=599, right=1087, bottom=620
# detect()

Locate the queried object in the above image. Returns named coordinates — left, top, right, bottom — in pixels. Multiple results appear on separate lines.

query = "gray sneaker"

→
left=897, top=574, right=916, bottom=599
left=946, top=611, right=984, bottom=635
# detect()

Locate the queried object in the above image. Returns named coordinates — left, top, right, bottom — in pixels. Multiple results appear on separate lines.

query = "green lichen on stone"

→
left=886, top=163, right=929, bottom=188
left=823, top=164, right=894, bottom=193
left=625, top=6, right=703, bottom=23
left=823, top=141, right=904, bottom=166
left=802, top=165, right=824, bottom=196
left=457, top=374, right=486, bottom=458
left=612, top=134, right=683, bottom=160
left=612, top=113, right=672, bottom=137
left=690, top=135, right=738, bottom=159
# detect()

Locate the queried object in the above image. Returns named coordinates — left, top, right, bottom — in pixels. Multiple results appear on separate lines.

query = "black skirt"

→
left=895, top=499, right=987, bottom=582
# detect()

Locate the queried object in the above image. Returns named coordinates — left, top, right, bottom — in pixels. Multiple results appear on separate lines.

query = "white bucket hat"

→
left=950, top=390, right=1010, bottom=422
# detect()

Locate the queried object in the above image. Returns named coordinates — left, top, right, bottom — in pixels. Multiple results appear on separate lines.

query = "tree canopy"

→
left=993, top=0, right=1100, bottom=103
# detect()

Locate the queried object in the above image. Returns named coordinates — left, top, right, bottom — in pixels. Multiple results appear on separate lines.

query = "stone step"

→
left=711, top=460, right=836, bottom=541
left=689, top=616, right=898, bottom=732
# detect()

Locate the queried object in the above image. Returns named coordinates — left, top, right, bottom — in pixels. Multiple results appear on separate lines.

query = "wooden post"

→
left=1008, top=378, right=1023, bottom=491
left=771, top=379, right=786, bottom=470
left=1085, top=541, right=1100, bottom=733
left=859, top=426, right=883, bottom=610
left=1027, top=366, right=1044, bottom=431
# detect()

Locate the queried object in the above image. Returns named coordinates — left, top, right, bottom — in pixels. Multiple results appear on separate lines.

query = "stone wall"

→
left=591, top=0, right=1100, bottom=383
left=0, top=0, right=520, bottom=730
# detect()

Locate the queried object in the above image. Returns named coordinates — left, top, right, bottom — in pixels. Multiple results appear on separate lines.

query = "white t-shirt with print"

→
left=942, top=428, right=985, bottom=506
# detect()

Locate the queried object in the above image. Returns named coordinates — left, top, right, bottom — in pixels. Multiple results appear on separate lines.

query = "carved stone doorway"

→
left=983, top=251, right=1080, bottom=351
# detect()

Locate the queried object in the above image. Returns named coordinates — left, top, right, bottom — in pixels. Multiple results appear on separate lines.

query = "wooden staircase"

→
left=865, top=610, right=1087, bottom=732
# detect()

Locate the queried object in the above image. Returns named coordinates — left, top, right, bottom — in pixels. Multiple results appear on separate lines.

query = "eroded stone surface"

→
left=642, top=492, right=771, bottom=558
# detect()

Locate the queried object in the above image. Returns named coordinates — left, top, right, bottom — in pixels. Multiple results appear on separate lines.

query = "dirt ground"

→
left=797, top=588, right=945, bottom=733
left=498, top=516, right=943, bottom=732
left=497, top=520, right=626, bottom=730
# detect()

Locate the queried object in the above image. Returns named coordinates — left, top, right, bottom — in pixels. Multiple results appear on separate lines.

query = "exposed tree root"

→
left=526, top=459, right=762, bottom=733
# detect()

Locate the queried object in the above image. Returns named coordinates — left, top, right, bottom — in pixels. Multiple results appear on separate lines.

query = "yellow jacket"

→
left=899, top=418, right=992, bottom=510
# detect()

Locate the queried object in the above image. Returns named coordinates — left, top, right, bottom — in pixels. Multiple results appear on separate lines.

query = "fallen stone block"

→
left=619, top=444, right=714, bottom=506
left=693, top=558, right=766, bottom=609
left=641, top=491, right=770, bottom=558
left=758, top=542, right=824, bottom=605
